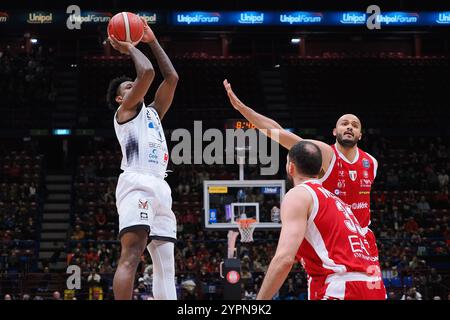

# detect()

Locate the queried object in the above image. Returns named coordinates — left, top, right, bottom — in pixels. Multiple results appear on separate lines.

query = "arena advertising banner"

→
left=66, top=10, right=113, bottom=25
left=27, top=11, right=54, bottom=24
left=0, top=10, right=449, bottom=28
left=0, top=11, right=9, bottom=23
left=136, top=11, right=162, bottom=25
left=170, top=11, right=450, bottom=27
left=171, top=11, right=324, bottom=26
left=172, top=11, right=223, bottom=25
left=424, top=11, right=450, bottom=25
left=0, top=9, right=163, bottom=28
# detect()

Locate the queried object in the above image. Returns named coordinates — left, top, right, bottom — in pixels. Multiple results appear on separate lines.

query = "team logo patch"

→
left=363, top=171, right=369, bottom=179
left=138, top=199, right=149, bottom=210
left=164, top=153, right=168, bottom=162
left=362, top=159, right=370, bottom=169
left=140, top=212, right=148, bottom=220
left=349, top=170, right=357, bottom=181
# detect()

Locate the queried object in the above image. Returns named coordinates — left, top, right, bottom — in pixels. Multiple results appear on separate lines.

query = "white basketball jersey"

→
left=114, top=103, right=169, bottom=177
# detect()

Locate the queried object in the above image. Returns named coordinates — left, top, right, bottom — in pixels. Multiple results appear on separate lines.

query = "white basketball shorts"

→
left=115, top=171, right=177, bottom=243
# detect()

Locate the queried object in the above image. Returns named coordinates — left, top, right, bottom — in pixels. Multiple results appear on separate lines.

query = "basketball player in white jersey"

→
left=106, top=19, right=178, bottom=300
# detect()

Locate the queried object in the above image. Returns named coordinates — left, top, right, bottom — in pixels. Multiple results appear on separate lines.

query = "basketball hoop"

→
left=237, top=218, right=257, bottom=243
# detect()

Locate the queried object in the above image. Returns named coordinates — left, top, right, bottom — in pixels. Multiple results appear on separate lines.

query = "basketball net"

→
left=237, top=218, right=257, bottom=243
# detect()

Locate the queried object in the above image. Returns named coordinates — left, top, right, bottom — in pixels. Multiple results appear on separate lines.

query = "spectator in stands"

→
left=7, top=250, right=19, bottom=273
left=417, top=196, right=431, bottom=213
left=438, top=171, right=449, bottom=191
left=3, top=294, right=12, bottom=300
left=99, top=256, right=114, bottom=274
left=180, top=279, right=196, bottom=300
left=95, top=209, right=107, bottom=227
left=387, top=291, right=398, bottom=300
left=86, top=247, right=99, bottom=264
left=87, top=268, right=103, bottom=300
left=401, top=287, right=422, bottom=300
left=52, top=291, right=62, bottom=300
left=36, top=266, right=52, bottom=294
left=428, top=268, right=443, bottom=297
left=405, top=217, right=419, bottom=234
left=71, top=225, right=86, bottom=240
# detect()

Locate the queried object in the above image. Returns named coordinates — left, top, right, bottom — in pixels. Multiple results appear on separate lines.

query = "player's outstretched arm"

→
left=109, top=35, right=155, bottom=111
left=223, top=79, right=334, bottom=172
left=141, top=18, right=179, bottom=120
left=224, top=79, right=300, bottom=150
left=256, top=187, right=311, bottom=300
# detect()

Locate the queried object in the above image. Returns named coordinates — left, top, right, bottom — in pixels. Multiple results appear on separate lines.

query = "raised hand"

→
left=108, top=34, right=133, bottom=55
left=140, top=17, right=156, bottom=43
left=223, top=79, right=245, bottom=111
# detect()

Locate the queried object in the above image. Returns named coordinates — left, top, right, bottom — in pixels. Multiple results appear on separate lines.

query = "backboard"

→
left=203, top=180, right=285, bottom=230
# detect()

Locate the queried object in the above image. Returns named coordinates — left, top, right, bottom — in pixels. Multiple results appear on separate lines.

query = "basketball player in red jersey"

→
left=257, top=141, right=385, bottom=300
left=223, top=80, right=379, bottom=260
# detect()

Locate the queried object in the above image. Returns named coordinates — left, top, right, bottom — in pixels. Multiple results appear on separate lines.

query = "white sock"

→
left=147, top=240, right=177, bottom=300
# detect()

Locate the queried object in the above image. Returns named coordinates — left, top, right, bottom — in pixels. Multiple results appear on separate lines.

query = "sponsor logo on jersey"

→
left=338, top=170, right=345, bottom=178
left=362, top=159, right=370, bottom=168
left=349, top=170, right=357, bottom=181
left=138, top=199, right=149, bottom=210
left=348, top=235, right=370, bottom=256
left=335, top=189, right=340, bottom=196
left=149, top=142, right=162, bottom=149
left=140, top=212, right=148, bottom=220
left=363, top=170, right=369, bottom=179
left=163, top=153, right=169, bottom=163
left=351, top=202, right=369, bottom=210
left=148, top=149, right=159, bottom=164
left=359, top=191, right=370, bottom=195
left=360, top=179, right=372, bottom=188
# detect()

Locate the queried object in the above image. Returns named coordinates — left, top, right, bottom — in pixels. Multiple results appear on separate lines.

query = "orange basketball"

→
left=107, top=12, right=144, bottom=45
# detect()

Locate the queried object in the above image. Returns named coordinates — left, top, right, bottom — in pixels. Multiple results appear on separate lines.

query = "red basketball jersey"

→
left=320, top=144, right=378, bottom=228
left=295, top=180, right=379, bottom=279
